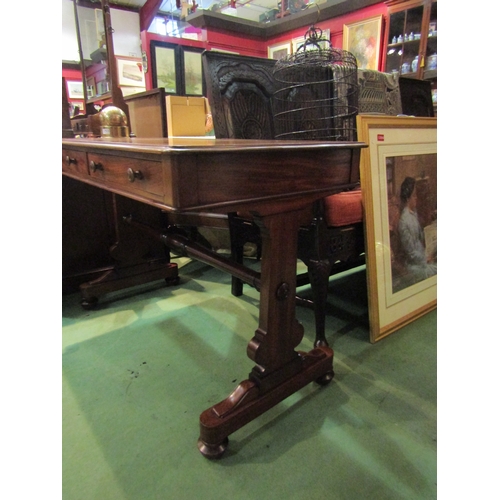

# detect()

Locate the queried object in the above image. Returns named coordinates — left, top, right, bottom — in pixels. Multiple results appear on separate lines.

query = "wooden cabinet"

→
left=384, top=0, right=437, bottom=80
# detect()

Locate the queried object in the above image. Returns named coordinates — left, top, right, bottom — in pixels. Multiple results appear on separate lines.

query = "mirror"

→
left=72, top=0, right=128, bottom=118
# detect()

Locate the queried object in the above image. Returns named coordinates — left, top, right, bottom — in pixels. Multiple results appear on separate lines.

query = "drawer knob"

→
left=89, top=160, right=103, bottom=173
left=127, top=168, right=144, bottom=182
left=65, top=156, right=77, bottom=166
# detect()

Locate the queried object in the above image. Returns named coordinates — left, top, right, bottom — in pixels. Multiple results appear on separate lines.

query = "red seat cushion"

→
left=324, top=189, right=363, bottom=227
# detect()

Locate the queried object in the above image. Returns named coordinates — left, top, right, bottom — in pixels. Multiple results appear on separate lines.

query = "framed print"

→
left=183, top=49, right=204, bottom=96
left=292, top=29, right=330, bottom=53
left=357, top=115, right=437, bottom=342
left=152, top=43, right=178, bottom=93
left=343, top=15, right=383, bottom=70
left=67, top=80, right=84, bottom=99
left=268, top=41, right=292, bottom=60
left=116, top=56, right=146, bottom=87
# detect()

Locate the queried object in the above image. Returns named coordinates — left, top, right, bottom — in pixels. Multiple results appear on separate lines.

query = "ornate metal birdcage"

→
left=272, top=26, right=359, bottom=141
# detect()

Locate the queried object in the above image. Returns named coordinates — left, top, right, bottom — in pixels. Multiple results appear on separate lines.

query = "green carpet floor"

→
left=62, top=258, right=437, bottom=500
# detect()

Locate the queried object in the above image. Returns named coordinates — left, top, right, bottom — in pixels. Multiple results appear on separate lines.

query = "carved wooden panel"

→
left=203, top=51, right=277, bottom=140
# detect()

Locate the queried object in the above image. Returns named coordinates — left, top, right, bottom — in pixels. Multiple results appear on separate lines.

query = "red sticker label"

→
left=377, top=134, right=384, bottom=141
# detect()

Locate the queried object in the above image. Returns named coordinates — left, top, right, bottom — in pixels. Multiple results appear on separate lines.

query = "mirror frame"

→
left=72, top=0, right=129, bottom=119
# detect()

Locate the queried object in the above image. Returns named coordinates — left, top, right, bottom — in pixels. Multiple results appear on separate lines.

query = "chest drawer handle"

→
left=127, top=168, right=144, bottom=182
left=89, top=160, right=103, bottom=173
left=65, top=156, right=77, bottom=166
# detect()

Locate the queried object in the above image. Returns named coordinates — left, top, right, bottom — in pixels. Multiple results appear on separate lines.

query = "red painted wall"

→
left=204, top=30, right=266, bottom=57
left=62, top=68, right=82, bottom=81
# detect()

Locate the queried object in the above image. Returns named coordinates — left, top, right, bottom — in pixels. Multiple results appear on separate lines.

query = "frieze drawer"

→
left=62, top=149, right=88, bottom=176
left=86, top=153, right=164, bottom=197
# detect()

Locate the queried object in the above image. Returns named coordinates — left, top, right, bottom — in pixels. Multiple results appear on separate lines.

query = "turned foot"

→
left=197, top=437, right=229, bottom=459
left=314, top=338, right=329, bottom=348
left=81, top=296, right=98, bottom=310
left=165, top=276, right=180, bottom=286
left=315, top=370, right=334, bottom=386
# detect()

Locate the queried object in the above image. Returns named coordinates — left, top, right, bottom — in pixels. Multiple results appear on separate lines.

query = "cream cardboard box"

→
left=165, top=95, right=208, bottom=137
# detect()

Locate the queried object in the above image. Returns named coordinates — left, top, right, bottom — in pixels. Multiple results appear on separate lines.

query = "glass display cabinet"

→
left=384, top=0, right=437, bottom=111
left=385, top=0, right=437, bottom=79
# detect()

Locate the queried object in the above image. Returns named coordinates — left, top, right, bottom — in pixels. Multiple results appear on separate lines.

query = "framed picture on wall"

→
left=183, top=49, right=204, bottom=96
left=268, top=42, right=292, bottom=60
left=343, top=15, right=383, bottom=70
left=116, top=56, right=146, bottom=87
left=151, top=42, right=179, bottom=94
left=357, top=115, right=437, bottom=343
left=67, top=80, right=84, bottom=99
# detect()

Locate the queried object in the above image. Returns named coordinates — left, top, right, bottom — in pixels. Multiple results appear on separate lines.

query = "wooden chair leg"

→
left=228, top=213, right=260, bottom=297
left=306, top=259, right=331, bottom=347
left=231, top=243, right=244, bottom=297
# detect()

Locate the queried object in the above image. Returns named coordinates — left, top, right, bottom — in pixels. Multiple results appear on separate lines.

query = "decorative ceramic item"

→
left=411, top=55, right=419, bottom=72
left=427, top=54, right=437, bottom=70
left=401, top=62, right=410, bottom=74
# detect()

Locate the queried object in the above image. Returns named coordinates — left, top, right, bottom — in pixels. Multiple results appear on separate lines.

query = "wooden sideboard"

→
left=62, top=136, right=366, bottom=458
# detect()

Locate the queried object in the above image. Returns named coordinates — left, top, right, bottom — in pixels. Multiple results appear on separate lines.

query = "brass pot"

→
left=99, top=106, right=129, bottom=138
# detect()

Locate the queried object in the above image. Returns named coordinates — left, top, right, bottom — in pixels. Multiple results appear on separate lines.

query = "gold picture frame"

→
left=343, top=15, right=383, bottom=70
left=357, top=115, right=437, bottom=343
left=268, top=41, right=292, bottom=60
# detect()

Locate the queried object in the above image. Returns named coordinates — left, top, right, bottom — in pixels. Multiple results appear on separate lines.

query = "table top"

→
left=62, top=137, right=366, bottom=214
left=62, top=137, right=366, bottom=154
